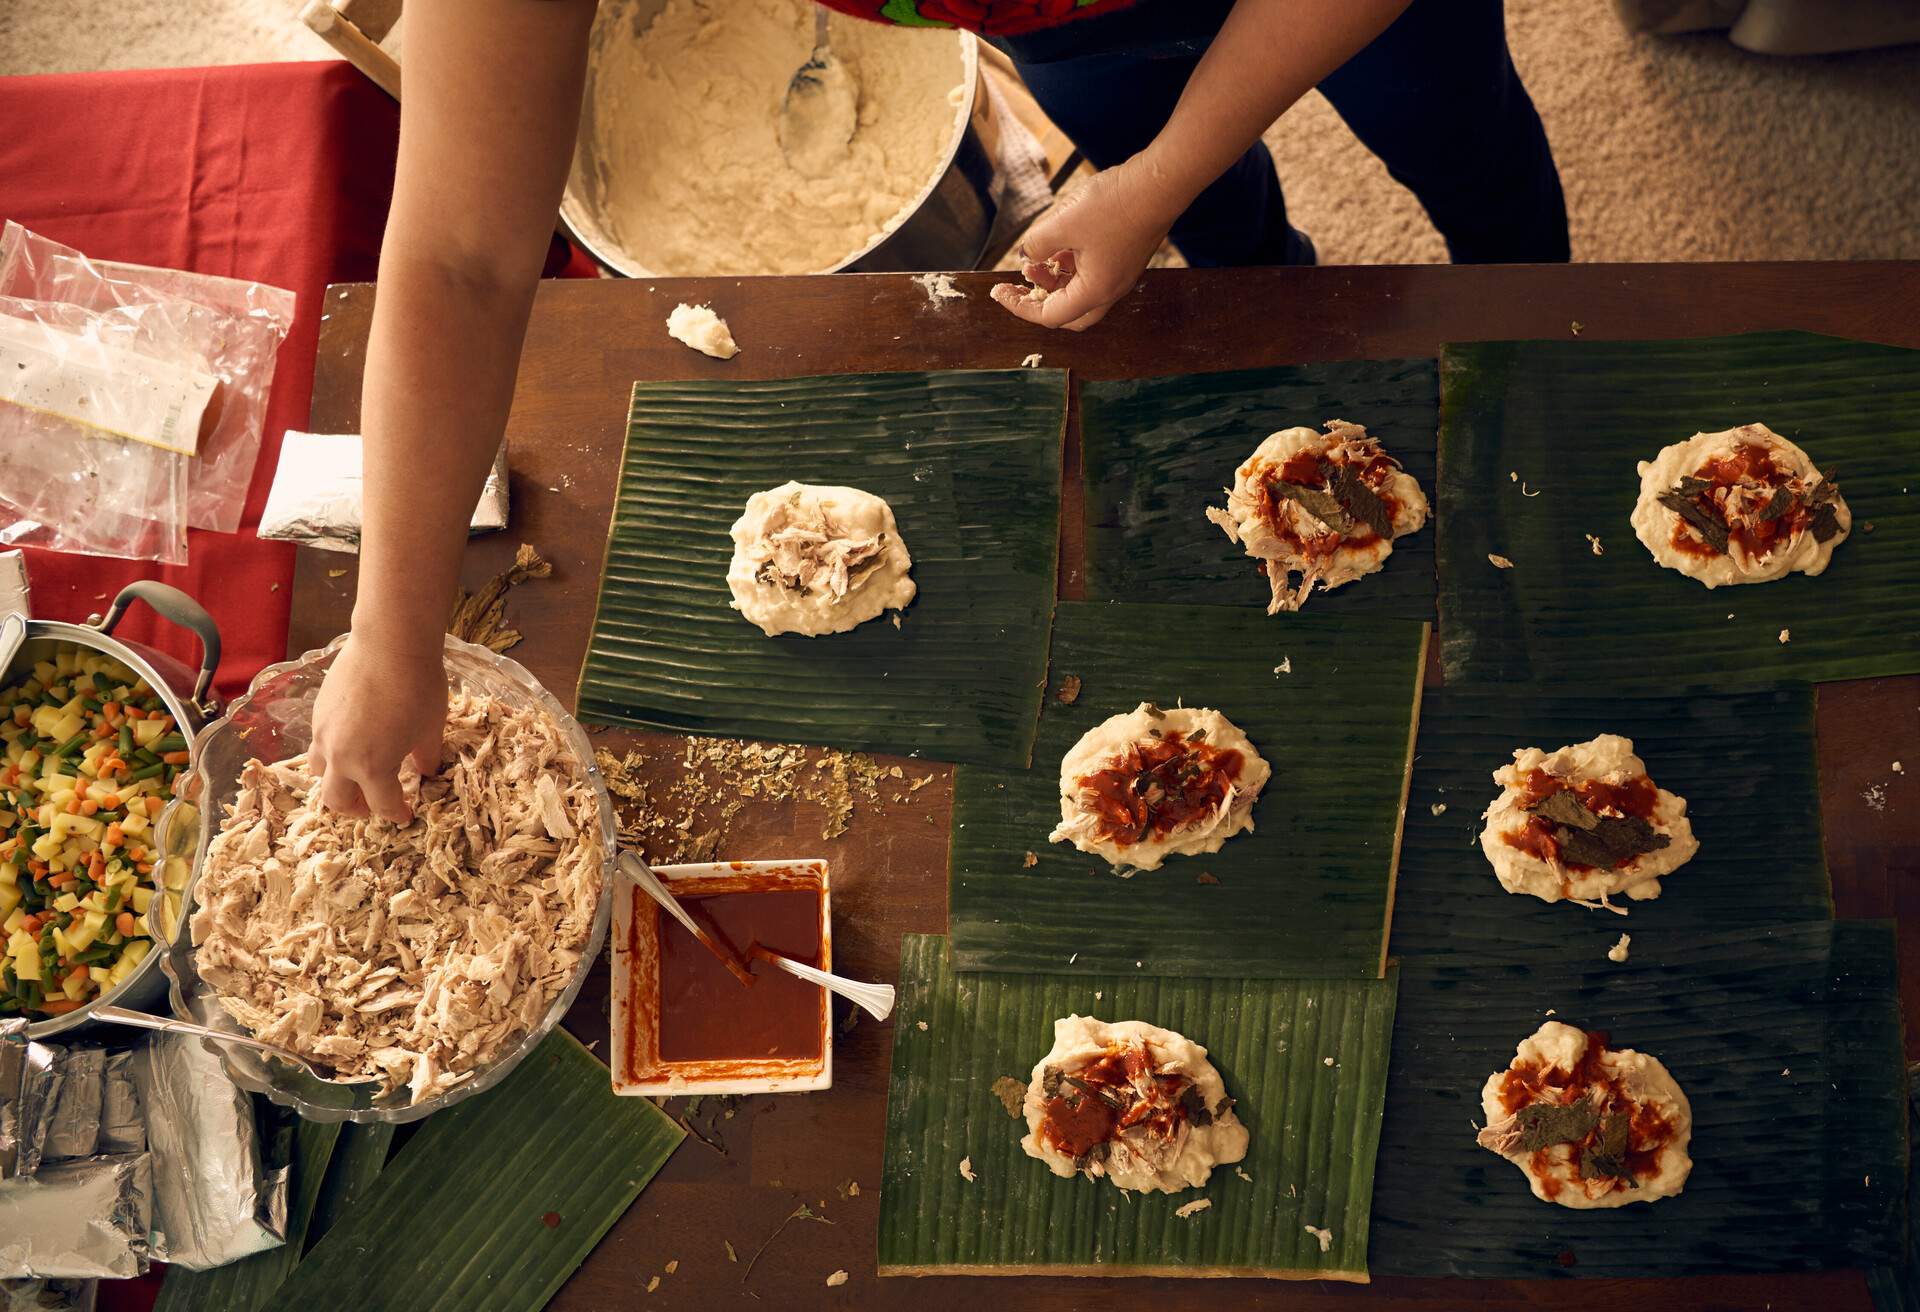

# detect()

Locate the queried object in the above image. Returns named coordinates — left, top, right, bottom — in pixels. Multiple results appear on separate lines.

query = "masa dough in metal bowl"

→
left=726, top=481, right=916, bottom=637
left=587, top=0, right=967, bottom=276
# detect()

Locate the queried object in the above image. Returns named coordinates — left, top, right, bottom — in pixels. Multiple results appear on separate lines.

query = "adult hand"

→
left=309, top=630, right=447, bottom=823
left=990, top=156, right=1179, bottom=332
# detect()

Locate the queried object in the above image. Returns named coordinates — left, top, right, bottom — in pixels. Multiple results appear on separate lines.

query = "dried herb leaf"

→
left=447, top=543, right=552, bottom=652
left=1528, top=789, right=1600, bottom=832
left=990, top=1076, right=1027, bottom=1119
left=1177, top=1083, right=1213, bottom=1127
left=1581, top=1110, right=1635, bottom=1183
left=1063, top=1075, right=1127, bottom=1112
left=1055, top=675, right=1082, bottom=706
left=1072, top=1139, right=1112, bottom=1173
left=1557, top=815, right=1670, bottom=869
left=1039, top=1066, right=1064, bottom=1100
left=1809, top=482, right=1844, bottom=542
left=1331, top=463, right=1394, bottom=539
left=1269, top=479, right=1357, bottom=535
left=1758, top=486, right=1797, bottom=523
left=1656, top=487, right=1730, bottom=554
left=1514, top=1099, right=1601, bottom=1151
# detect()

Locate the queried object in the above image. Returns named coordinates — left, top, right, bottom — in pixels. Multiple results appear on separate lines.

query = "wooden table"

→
left=296, top=263, right=1920, bottom=1310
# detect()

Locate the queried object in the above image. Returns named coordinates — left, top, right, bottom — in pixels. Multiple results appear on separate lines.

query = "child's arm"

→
left=993, top=0, right=1411, bottom=330
left=311, top=0, right=596, bottom=821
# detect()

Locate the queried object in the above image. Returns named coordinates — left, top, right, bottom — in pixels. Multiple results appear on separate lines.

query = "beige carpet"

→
left=4, top=0, right=1916, bottom=264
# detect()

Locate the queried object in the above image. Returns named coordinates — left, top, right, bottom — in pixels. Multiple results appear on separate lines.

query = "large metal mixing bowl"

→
left=561, top=0, right=993, bottom=278
left=155, top=633, right=615, bottom=1124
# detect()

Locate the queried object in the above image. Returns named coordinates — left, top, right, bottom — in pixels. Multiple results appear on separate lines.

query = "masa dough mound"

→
left=1478, top=1022, right=1693, bottom=1210
left=726, top=481, right=915, bottom=637
left=665, top=303, right=738, bottom=359
left=1206, top=420, right=1428, bottom=613
left=1630, top=423, right=1850, bottom=588
left=1020, top=1015, right=1249, bottom=1195
left=587, top=0, right=965, bottom=276
left=1049, top=703, right=1270, bottom=873
left=1479, top=734, right=1698, bottom=907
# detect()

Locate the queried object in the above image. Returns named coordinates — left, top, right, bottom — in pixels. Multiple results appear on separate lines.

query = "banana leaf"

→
left=304, top=1121, right=394, bottom=1250
left=153, top=1114, right=340, bottom=1312
left=263, top=1029, right=683, bottom=1312
left=1390, top=686, right=1830, bottom=959
left=1080, top=358, right=1438, bottom=619
left=1437, top=332, right=1920, bottom=688
left=948, top=601, right=1427, bottom=978
left=878, top=934, right=1399, bottom=1279
left=1865, top=1061, right=1920, bottom=1311
left=577, top=369, right=1066, bottom=768
left=1371, top=920, right=1907, bottom=1277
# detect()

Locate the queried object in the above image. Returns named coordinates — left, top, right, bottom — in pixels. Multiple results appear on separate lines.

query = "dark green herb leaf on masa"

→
left=1758, top=486, right=1797, bottom=523
left=1516, top=1099, right=1601, bottom=1151
left=1656, top=487, right=1730, bottom=554
left=1557, top=814, right=1671, bottom=868
left=1177, top=1083, right=1213, bottom=1127
left=1808, top=480, right=1843, bottom=542
left=1269, top=479, right=1357, bottom=535
left=1055, top=675, right=1082, bottom=706
left=1073, top=1139, right=1112, bottom=1173
left=1331, top=463, right=1395, bottom=539
left=1064, top=1074, right=1128, bottom=1112
left=1040, top=1065, right=1064, bottom=1099
left=1528, top=789, right=1600, bottom=832
left=1581, top=1110, right=1635, bottom=1183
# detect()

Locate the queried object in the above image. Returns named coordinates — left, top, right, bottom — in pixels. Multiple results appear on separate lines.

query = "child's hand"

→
left=990, top=157, right=1178, bottom=332
left=309, top=630, right=447, bottom=823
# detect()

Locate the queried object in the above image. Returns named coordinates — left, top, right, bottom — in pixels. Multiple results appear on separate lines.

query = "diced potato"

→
left=132, top=719, right=165, bottom=749
left=2, top=907, right=22, bottom=935
left=0, top=883, right=16, bottom=920
left=163, top=856, right=190, bottom=892
left=121, top=939, right=151, bottom=968
left=52, top=925, right=72, bottom=956
left=130, top=886, right=153, bottom=915
left=52, top=892, right=79, bottom=913
left=88, top=966, right=108, bottom=985
left=65, top=917, right=96, bottom=952
left=0, top=862, right=16, bottom=889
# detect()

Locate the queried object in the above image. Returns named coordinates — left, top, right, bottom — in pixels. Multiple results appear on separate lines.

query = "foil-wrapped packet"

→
left=0, top=1020, right=58, bottom=1182
left=0, top=1276, right=96, bottom=1311
left=38, top=1049, right=102, bottom=1162
left=94, top=1055, right=140, bottom=1158
left=0, top=550, right=27, bottom=617
left=258, top=431, right=509, bottom=553
left=135, top=1031, right=288, bottom=1269
left=0, top=1155, right=151, bottom=1279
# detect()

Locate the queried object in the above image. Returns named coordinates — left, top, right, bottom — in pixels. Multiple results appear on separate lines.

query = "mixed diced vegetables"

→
left=0, top=643, right=190, bottom=1016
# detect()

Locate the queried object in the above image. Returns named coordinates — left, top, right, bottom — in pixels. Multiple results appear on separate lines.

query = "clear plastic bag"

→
left=0, top=222, right=296, bottom=534
left=0, top=293, right=191, bottom=564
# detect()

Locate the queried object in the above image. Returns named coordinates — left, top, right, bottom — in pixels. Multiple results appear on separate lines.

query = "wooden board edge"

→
left=1376, top=621, right=1429, bottom=979
left=878, top=1262, right=1368, bottom=1282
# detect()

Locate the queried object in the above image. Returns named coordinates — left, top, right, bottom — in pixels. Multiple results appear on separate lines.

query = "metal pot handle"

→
left=92, top=581, right=223, bottom=717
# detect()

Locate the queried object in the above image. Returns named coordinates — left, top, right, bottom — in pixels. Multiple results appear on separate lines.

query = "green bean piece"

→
left=105, top=887, right=124, bottom=913
left=132, top=748, right=158, bottom=766
left=126, top=762, right=166, bottom=783
left=79, top=696, right=102, bottom=713
left=118, top=724, right=133, bottom=756
left=90, top=672, right=111, bottom=692
left=52, top=733, right=88, bottom=759
left=152, top=734, right=187, bottom=754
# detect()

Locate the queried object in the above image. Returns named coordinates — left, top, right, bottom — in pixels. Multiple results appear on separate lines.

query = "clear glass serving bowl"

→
left=153, top=633, right=615, bottom=1124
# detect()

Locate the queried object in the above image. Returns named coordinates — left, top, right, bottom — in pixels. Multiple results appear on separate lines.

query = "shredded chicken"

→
left=750, top=496, right=887, bottom=600
left=190, top=691, right=602, bottom=1104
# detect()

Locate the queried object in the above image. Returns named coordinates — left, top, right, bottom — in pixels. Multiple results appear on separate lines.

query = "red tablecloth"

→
left=2, top=60, right=598, bottom=697
left=0, top=60, right=398, bottom=695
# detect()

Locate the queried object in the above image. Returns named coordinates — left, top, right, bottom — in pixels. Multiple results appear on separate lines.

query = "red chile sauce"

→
left=1501, top=767, right=1659, bottom=871
left=657, top=890, right=824, bottom=1063
left=1666, top=440, right=1807, bottom=561
left=1038, top=1043, right=1193, bottom=1160
left=1076, top=731, right=1244, bottom=848
left=1255, top=447, right=1403, bottom=555
left=1499, top=1030, right=1678, bottom=1199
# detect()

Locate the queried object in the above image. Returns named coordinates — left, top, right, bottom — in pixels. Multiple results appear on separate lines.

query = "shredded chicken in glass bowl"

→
left=154, top=634, right=614, bottom=1123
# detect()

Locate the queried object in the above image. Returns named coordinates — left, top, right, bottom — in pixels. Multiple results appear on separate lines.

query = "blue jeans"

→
left=996, top=0, right=1570, bottom=268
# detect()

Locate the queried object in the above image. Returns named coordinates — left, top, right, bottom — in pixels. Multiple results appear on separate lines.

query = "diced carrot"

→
left=123, top=706, right=144, bottom=720
left=65, top=799, right=81, bottom=815
left=47, top=873, right=71, bottom=890
left=89, top=852, right=105, bottom=879
left=116, top=911, right=136, bottom=938
left=144, top=796, right=163, bottom=817
left=93, top=723, right=113, bottom=739
left=102, top=701, right=119, bottom=718
left=162, top=751, right=189, bottom=766
left=79, top=799, right=98, bottom=817
left=38, top=999, right=82, bottom=1014
left=20, top=914, right=41, bottom=934
left=28, top=860, right=47, bottom=877
left=104, top=823, right=124, bottom=848
left=64, top=966, right=86, bottom=988
left=135, top=861, right=152, bottom=875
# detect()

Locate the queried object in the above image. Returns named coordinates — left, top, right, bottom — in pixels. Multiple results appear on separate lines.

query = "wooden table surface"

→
left=297, top=262, right=1920, bottom=1311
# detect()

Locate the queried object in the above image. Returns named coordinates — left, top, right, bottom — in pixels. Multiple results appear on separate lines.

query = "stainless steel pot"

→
left=560, top=5, right=995, bottom=277
left=1, top=581, right=222, bottom=1039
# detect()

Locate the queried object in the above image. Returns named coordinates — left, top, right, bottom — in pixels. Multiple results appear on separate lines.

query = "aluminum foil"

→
left=38, top=1049, right=101, bottom=1162
left=0, top=551, right=27, bottom=617
left=258, top=431, right=509, bottom=553
left=93, top=1055, right=140, bottom=1157
left=0, top=1155, right=151, bottom=1279
left=0, top=1276, right=96, bottom=1312
left=136, top=1031, right=288, bottom=1270
left=0, top=1020, right=57, bottom=1182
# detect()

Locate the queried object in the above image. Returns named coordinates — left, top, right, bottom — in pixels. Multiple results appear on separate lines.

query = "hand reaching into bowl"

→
left=310, top=631, right=446, bottom=824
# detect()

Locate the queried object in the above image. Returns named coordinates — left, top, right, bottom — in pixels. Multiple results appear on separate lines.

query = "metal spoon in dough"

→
left=777, top=8, right=859, bottom=179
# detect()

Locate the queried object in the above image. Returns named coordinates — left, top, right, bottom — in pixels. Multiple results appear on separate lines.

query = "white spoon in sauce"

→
left=749, top=944, right=895, bottom=1021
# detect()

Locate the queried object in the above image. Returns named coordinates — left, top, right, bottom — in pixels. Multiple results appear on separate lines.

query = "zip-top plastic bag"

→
left=0, top=222, right=296, bottom=535
left=0, top=293, right=192, bottom=564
